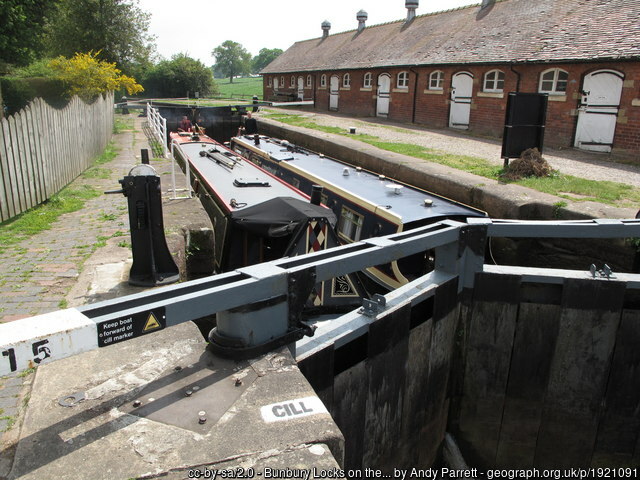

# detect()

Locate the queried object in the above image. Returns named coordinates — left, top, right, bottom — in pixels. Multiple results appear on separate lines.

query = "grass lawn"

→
left=0, top=142, right=118, bottom=253
left=215, top=77, right=263, bottom=100
left=152, top=77, right=263, bottom=106
left=262, top=112, right=640, bottom=208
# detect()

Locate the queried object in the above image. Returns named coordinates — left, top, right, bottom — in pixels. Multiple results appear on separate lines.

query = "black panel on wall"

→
left=501, top=92, right=548, bottom=159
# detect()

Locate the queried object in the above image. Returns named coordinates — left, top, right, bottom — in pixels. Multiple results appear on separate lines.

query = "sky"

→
left=136, top=0, right=479, bottom=66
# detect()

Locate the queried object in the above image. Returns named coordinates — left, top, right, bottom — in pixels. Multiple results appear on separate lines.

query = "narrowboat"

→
left=231, top=134, right=487, bottom=291
left=169, top=131, right=366, bottom=311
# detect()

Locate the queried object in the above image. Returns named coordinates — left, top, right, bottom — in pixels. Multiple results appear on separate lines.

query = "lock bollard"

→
left=107, top=164, right=179, bottom=286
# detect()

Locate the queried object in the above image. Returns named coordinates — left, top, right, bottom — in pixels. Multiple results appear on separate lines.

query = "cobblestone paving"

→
left=0, top=118, right=144, bottom=324
left=0, top=114, right=150, bottom=479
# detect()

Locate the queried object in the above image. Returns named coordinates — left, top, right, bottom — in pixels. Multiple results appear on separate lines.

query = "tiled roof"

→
left=262, top=0, right=640, bottom=74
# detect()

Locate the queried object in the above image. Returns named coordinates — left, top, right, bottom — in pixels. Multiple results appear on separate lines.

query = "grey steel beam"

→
left=483, top=264, right=640, bottom=288
left=470, top=217, right=640, bottom=238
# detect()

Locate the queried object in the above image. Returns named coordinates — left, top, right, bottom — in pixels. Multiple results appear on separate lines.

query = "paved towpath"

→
left=0, top=115, right=150, bottom=477
left=0, top=113, right=210, bottom=479
left=0, top=120, right=140, bottom=324
left=264, top=108, right=640, bottom=188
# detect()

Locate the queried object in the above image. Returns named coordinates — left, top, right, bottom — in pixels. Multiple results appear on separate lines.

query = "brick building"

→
left=261, top=0, right=640, bottom=160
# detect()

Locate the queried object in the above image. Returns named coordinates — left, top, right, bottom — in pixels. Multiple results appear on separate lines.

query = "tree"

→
left=44, top=0, right=155, bottom=74
left=212, top=64, right=227, bottom=80
left=252, top=48, right=283, bottom=74
left=143, top=54, right=216, bottom=98
left=0, top=0, right=59, bottom=68
left=212, top=41, right=251, bottom=83
left=48, top=51, right=143, bottom=101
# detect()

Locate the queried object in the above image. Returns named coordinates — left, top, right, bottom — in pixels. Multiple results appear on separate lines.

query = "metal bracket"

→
left=589, top=264, right=616, bottom=280
left=458, top=224, right=488, bottom=258
left=287, top=267, right=318, bottom=329
left=58, top=391, right=86, bottom=407
left=359, top=294, right=387, bottom=317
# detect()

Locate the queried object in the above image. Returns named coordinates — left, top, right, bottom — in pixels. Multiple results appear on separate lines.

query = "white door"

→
left=297, top=77, right=304, bottom=101
left=449, top=72, right=474, bottom=129
left=376, top=74, right=391, bottom=117
left=574, top=70, right=624, bottom=153
left=329, top=76, right=339, bottom=110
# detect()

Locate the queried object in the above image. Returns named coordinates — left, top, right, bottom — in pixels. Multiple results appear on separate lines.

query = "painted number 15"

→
left=2, top=340, right=51, bottom=373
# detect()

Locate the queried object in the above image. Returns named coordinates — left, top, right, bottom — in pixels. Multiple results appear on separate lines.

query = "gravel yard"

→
left=263, top=108, right=640, bottom=188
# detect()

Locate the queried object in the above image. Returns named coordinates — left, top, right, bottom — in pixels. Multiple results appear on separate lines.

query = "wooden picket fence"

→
left=0, top=92, right=114, bottom=223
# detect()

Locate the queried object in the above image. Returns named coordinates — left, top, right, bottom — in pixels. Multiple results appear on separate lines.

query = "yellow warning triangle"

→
left=143, top=313, right=162, bottom=332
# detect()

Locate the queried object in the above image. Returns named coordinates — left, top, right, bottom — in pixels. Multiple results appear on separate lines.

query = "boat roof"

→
left=171, top=133, right=308, bottom=213
left=233, top=135, right=485, bottom=224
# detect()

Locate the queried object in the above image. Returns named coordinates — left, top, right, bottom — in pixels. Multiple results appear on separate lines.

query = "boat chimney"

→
left=321, top=20, right=331, bottom=38
left=310, top=185, right=324, bottom=205
left=357, top=10, right=368, bottom=32
left=405, top=0, right=418, bottom=22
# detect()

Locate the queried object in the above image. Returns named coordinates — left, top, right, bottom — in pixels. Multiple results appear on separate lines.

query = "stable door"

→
left=329, top=76, right=339, bottom=110
left=574, top=70, right=624, bottom=153
left=376, top=74, right=391, bottom=117
left=297, top=77, right=304, bottom=101
left=449, top=72, right=474, bottom=129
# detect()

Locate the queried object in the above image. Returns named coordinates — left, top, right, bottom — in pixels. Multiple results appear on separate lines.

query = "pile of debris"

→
left=502, top=148, right=553, bottom=180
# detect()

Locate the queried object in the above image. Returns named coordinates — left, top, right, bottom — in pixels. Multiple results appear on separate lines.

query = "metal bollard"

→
left=106, top=164, right=179, bottom=286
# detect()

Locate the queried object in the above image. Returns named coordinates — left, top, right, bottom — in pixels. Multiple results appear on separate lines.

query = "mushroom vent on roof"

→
left=405, top=0, right=419, bottom=22
left=357, top=9, right=368, bottom=32
left=321, top=20, right=331, bottom=38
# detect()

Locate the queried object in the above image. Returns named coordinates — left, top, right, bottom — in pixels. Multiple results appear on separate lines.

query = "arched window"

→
left=363, top=72, right=372, bottom=88
left=320, top=74, right=326, bottom=87
left=268, top=76, right=273, bottom=87
left=306, top=75, right=312, bottom=87
left=290, top=75, right=295, bottom=87
left=397, top=71, right=409, bottom=88
left=483, top=70, right=505, bottom=92
left=539, top=68, right=569, bottom=94
left=280, top=76, right=285, bottom=87
left=429, top=71, right=444, bottom=90
left=343, top=73, right=351, bottom=88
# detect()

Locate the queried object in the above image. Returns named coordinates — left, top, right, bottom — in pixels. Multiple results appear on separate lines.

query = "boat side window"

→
left=338, top=206, right=363, bottom=242
left=291, top=177, right=300, bottom=189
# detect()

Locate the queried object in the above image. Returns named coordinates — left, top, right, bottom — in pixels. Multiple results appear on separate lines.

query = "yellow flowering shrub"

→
left=48, top=51, right=143, bottom=101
